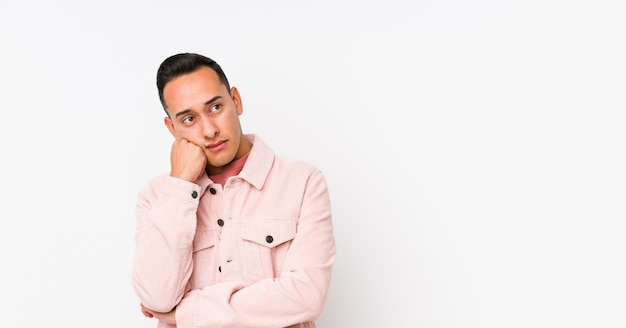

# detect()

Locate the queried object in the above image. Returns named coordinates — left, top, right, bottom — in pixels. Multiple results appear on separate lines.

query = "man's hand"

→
left=141, top=303, right=177, bottom=325
left=170, top=138, right=207, bottom=182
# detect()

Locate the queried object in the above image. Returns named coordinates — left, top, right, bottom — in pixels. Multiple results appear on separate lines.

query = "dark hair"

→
left=156, top=53, right=231, bottom=115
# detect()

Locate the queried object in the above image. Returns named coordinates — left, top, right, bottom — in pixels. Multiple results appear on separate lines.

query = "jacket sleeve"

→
left=132, top=176, right=202, bottom=312
left=175, top=170, right=336, bottom=328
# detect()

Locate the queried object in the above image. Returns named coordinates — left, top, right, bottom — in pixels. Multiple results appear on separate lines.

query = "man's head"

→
left=158, top=53, right=250, bottom=175
left=157, top=53, right=231, bottom=114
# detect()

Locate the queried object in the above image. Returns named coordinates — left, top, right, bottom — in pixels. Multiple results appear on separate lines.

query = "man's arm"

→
left=132, top=139, right=207, bottom=312
left=132, top=176, right=200, bottom=312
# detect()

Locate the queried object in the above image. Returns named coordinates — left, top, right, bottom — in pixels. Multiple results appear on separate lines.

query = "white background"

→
left=0, top=0, right=623, bottom=327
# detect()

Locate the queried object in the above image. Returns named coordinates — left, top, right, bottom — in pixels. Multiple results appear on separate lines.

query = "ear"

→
left=230, top=87, right=243, bottom=115
left=164, top=116, right=178, bottom=138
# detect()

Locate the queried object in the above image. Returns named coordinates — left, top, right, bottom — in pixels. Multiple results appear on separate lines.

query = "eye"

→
left=210, top=104, right=221, bottom=112
left=181, top=115, right=195, bottom=124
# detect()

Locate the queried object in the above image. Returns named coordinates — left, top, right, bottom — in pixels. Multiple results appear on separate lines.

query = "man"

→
left=131, top=53, right=336, bottom=328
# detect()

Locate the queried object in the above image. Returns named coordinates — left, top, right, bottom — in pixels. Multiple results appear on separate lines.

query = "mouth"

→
left=206, top=140, right=226, bottom=151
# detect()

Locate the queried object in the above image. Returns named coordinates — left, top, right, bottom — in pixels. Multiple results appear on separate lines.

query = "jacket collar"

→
left=238, top=134, right=274, bottom=190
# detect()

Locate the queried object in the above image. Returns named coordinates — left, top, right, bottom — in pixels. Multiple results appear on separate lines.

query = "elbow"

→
left=131, top=271, right=182, bottom=313
left=290, top=268, right=332, bottom=320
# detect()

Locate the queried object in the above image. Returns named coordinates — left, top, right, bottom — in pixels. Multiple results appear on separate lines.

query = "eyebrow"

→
left=174, top=96, right=223, bottom=119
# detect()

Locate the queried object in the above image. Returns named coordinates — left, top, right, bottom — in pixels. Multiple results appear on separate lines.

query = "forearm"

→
left=132, top=177, right=200, bottom=312
left=175, top=264, right=333, bottom=328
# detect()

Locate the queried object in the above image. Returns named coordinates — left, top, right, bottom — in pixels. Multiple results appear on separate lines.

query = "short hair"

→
left=156, top=53, right=231, bottom=115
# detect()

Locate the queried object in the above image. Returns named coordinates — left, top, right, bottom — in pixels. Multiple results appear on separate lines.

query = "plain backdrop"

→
left=0, top=0, right=623, bottom=327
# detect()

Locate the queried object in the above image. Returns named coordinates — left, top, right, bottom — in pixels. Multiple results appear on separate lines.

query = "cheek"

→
left=181, top=129, right=202, bottom=142
left=172, top=125, right=195, bottom=141
left=223, top=113, right=241, bottom=131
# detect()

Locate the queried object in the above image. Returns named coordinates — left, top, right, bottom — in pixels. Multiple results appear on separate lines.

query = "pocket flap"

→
left=241, top=220, right=296, bottom=248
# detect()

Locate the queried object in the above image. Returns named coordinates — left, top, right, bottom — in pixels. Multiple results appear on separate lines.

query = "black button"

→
left=218, top=266, right=221, bottom=272
left=265, top=235, right=273, bottom=243
left=217, top=219, right=224, bottom=226
left=191, top=191, right=198, bottom=199
left=209, top=187, right=216, bottom=195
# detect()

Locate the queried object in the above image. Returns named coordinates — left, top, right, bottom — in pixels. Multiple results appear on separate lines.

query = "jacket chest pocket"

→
left=240, top=220, right=296, bottom=280
left=191, top=229, right=217, bottom=288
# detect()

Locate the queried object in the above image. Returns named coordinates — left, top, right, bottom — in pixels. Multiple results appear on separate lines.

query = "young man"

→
left=131, top=53, right=336, bottom=328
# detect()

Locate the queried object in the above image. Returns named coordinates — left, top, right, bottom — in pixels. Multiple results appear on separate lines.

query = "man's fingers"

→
left=140, top=304, right=154, bottom=318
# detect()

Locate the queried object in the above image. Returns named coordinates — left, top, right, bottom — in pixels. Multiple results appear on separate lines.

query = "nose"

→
left=200, top=116, right=219, bottom=139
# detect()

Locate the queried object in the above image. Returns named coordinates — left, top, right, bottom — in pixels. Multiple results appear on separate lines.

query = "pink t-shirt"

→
left=208, top=151, right=250, bottom=186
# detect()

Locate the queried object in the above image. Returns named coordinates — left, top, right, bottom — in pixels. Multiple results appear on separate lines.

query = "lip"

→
left=206, top=140, right=226, bottom=152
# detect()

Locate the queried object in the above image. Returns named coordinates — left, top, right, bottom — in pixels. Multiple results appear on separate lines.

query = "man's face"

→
left=163, top=66, right=248, bottom=175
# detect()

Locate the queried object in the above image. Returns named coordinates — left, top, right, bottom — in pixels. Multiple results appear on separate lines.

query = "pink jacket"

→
left=132, top=135, right=336, bottom=328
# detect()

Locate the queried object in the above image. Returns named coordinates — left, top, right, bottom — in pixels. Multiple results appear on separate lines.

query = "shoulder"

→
left=274, top=155, right=320, bottom=173
left=271, top=155, right=328, bottom=188
left=246, top=134, right=328, bottom=184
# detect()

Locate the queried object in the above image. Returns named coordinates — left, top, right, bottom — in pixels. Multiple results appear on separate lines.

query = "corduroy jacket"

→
left=132, top=134, right=336, bottom=328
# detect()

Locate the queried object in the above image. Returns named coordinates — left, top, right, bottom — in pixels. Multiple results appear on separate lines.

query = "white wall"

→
left=0, top=0, right=622, bottom=327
